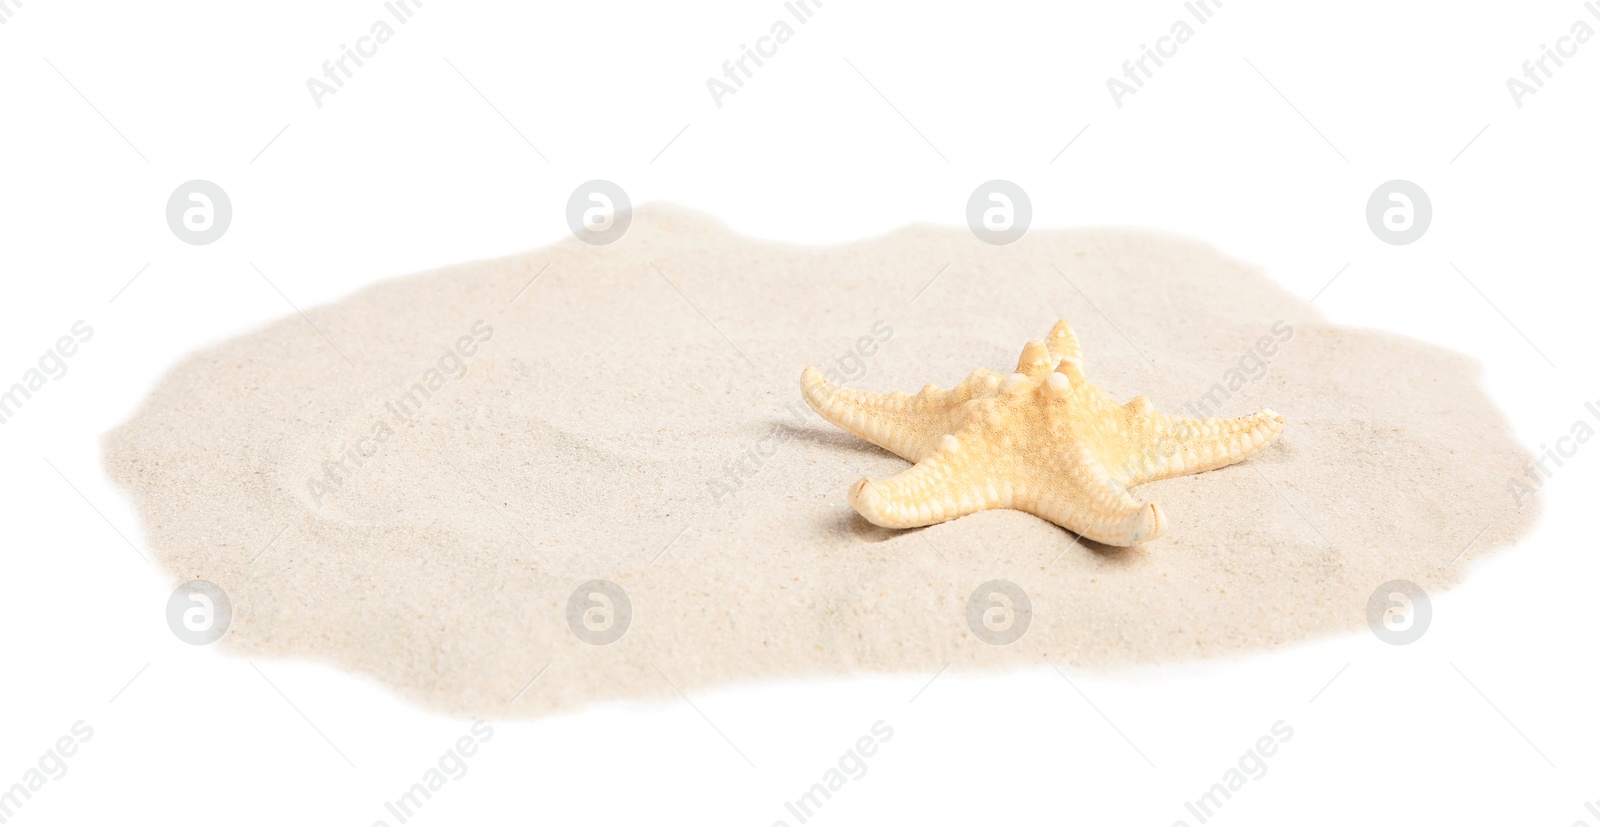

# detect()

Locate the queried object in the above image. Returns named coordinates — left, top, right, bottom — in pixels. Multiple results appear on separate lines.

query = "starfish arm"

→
left=1033, top=490, right=1165, bottom=547
left=1022, top=441, right=1167, bottom=545
left=848, top=427, right=999, bottom=528
left=800, top=366, right=1000, bottom=462
left=851, top=422, right=1167, bottom=545
left=1110, top=405, right=1286, bottom=486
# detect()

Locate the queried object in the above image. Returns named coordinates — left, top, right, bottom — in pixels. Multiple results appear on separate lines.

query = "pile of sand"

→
left=103, top=205, right=1538, bottom=717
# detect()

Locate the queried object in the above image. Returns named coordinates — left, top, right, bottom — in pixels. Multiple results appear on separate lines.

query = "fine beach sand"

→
left=103, top=204, right=1540, bottom=718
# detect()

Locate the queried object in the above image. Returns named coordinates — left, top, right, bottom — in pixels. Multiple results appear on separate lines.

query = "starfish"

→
left=800, top=320, right=1285, bottom=545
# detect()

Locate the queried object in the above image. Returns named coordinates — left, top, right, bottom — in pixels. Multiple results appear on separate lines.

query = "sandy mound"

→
left=103, top=205, right=1538, bottom=717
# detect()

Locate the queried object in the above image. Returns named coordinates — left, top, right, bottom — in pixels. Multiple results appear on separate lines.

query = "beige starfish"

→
left=800, top=320, right=1285, bottom=545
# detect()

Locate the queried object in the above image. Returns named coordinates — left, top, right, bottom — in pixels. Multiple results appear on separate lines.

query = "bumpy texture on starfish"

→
left=800, top=320, right=1286, bottom=545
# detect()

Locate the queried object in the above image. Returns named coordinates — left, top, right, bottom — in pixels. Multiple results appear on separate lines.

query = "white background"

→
left=2, top=0, right=1597, bottom=824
